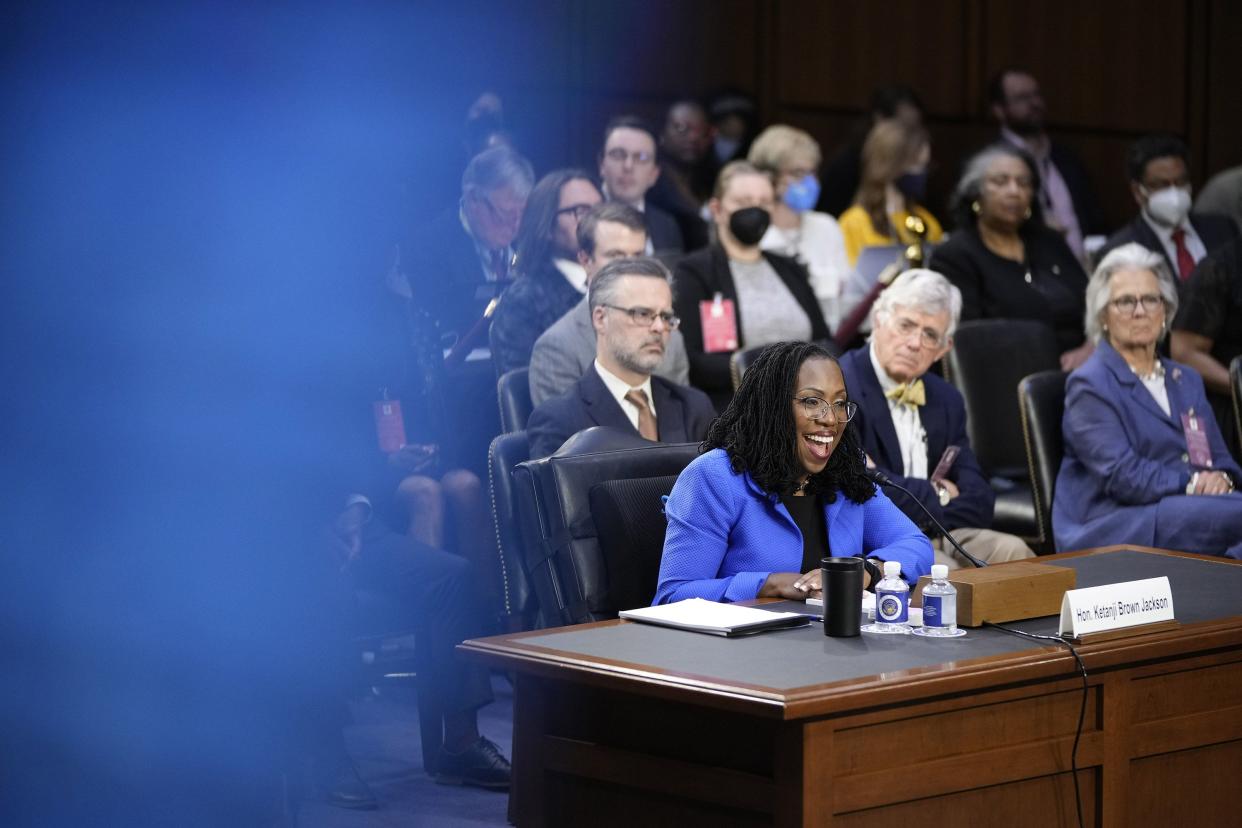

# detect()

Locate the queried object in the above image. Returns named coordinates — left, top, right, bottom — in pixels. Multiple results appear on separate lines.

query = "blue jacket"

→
left=839, top=346, right=994, bottom=534
left=1053, top=340, right=1242, bottom=551
left=654, top=448, right=933, bottom=604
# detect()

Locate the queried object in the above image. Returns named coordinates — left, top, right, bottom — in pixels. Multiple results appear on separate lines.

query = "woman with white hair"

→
left=1054, top=243, right=1242, bottom=556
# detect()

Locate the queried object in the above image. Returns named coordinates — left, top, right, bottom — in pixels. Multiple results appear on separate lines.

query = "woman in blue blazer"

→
left=654, top=341, right=932, bottom=605
left=1054, top=243, right=1242, bottom=556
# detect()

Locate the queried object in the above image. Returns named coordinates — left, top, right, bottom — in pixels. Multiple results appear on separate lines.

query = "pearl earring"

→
left=971, top=200, right=981, bottom=215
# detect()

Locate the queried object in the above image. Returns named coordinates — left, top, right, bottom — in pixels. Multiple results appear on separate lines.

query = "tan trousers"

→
left=932, top=527, right=1035, bottom=569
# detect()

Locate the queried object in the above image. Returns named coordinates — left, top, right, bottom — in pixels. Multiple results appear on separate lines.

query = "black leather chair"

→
left=942, top=319, right=1060, bottom=539
left=1018, top=370, right=1067, bottom=554
left=729, top=339, right=840, bottom=391
left=487, top=430, right=541, bottom=630
left=589, top=474, right=681, bottom=613
left=515, top=427, right=699, bottom=627
left=1231, top=355, right=1242, bottom=446
left=496, top=367, right=532, bottom=434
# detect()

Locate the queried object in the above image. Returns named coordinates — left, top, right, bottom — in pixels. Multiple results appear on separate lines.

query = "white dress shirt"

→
left=594, top=359, right=657, bottom=432
left=1140, top=211, right=1208, bottom=270
left=869, top=343, right=928, bottom=479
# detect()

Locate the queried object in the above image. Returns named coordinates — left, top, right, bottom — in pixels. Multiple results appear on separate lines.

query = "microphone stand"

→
left=864, top=468, right=988, bottom=569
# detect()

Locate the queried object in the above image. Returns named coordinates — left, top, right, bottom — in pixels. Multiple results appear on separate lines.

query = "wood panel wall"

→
left=492, top=0, right=1241, bottom=233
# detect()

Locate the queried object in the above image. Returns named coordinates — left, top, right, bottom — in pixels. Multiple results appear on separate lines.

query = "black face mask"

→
left=728, top=206, right=771, bottom=247
left=894, top=171, right=928, bottom=202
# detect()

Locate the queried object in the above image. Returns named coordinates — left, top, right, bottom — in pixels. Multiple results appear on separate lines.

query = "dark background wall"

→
left=452, top=0, right=1242, bottom=232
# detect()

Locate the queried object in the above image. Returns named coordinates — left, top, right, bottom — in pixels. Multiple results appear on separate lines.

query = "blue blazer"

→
left=654, top=448, right=933, bottom=604
left=1053, top=340, right=1242, bottom=551
left=527, top=364, right=717, bottom=459
left=839, top=346, right=994, bottom=533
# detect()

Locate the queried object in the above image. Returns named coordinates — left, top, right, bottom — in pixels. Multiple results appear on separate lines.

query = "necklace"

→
left=1131, top=360, right=1165, bottom=383
left=795, top=477, right=810, bottom=495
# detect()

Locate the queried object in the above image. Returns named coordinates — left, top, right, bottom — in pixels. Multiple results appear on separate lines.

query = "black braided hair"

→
left=702, top=341, right=874, bottom=504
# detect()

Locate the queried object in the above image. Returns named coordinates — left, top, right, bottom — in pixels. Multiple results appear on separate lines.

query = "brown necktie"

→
left=624, top=389, right=658, bottom=441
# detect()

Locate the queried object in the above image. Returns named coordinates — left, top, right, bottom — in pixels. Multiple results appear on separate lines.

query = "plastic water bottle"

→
left=873, top=560, right=909, bottom=631
left=920, top=564, right=957, bottom=636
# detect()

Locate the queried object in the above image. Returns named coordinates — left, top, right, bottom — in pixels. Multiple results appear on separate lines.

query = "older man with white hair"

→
left=839, top=269, right=1034, bottom=567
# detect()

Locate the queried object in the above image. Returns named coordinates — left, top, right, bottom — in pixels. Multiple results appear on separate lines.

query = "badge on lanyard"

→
left=699, top=292, right=738, bottom=353
left=1181, top=409, right=1213, bottom=468
left=373, top=397, right=407, bottom=454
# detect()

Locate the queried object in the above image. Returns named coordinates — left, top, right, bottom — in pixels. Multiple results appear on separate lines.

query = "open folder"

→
left=619, top=598, right=812, bottom=637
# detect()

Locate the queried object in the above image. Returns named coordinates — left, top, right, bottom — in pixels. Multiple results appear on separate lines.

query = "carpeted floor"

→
left=295, top=675, right=513, bottom=827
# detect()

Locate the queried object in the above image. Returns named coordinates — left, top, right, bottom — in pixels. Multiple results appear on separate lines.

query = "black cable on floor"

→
left=983, top=622, right=1088, bottom=828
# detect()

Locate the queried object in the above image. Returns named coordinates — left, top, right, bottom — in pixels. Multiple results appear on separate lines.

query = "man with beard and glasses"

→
left=990, top=68, right=1105, bottom=264
left=526, top=257, right=716, bottom=459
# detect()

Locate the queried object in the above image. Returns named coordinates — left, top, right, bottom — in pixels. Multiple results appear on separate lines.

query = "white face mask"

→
left=1144, top=185, right=1192, bottom=227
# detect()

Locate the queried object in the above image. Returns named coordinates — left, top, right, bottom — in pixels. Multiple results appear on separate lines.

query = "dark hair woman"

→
left=653, top=341, right=932, bottom=604
left=929, top=142, right=1092, bottom=371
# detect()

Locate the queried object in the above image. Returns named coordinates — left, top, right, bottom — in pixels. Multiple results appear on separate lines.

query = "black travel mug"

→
left=821, top=556, right=863, bottom=637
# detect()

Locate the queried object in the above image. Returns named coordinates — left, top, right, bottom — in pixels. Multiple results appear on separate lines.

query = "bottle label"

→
left=876, top=589, right=908, bottom=623
left=924, top=594, right=955, bottom=628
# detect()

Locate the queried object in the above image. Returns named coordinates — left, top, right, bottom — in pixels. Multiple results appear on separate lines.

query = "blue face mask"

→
left=783, top=174, right=821, bottom=213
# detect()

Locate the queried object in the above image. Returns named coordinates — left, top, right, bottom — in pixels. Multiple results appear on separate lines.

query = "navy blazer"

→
left=1053, top=340, right=1242, bottom=552
left=839, top=347, right=994, bottom=535
left=526, top=364, right=717, bottom=459
left=1099, top=213, right=1239, bottom=281
left=403, top=207, right=503, bottom=340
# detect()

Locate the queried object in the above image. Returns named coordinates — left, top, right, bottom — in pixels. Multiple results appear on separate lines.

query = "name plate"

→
left=1058, top=576, right=1175, bottom=638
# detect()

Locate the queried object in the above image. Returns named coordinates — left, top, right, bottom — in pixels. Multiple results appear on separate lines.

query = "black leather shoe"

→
left=434, top=736, right=512, bottom=790
left=321, top=760, right=379, bottom=810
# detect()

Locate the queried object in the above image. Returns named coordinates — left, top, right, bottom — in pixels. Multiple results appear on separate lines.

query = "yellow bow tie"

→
left=885, top=379, right=926, bottom=407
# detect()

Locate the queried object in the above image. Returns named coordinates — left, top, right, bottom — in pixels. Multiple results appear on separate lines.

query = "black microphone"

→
left=863, top=467, right=988, bottom=568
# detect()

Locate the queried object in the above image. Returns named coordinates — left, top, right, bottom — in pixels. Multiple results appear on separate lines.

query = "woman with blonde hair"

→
left=838, top=119, right=943, bottom=265
left=748, top=125, right=851, bottom=328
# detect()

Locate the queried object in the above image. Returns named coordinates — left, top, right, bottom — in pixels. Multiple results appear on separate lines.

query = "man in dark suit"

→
left=990, top=68, right=1105, bottom=263
left=528, top=257, right=716, bottom=458
left=598, top=116, right=685, bottom=256
left=840, top=269, right=1033, bottom=568
left=399, top=145, right=535, bottom=344
left=1099, top=133, right=1239, bottom=284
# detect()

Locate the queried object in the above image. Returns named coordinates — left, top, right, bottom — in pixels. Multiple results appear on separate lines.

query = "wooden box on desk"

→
left=911, top=561, right=1076, bottom=626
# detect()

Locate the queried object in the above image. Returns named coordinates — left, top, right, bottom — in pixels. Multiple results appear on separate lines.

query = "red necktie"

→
left=1170, top=229, right=1195, bottom=281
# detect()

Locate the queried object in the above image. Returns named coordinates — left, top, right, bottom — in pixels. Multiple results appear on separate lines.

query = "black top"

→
left=781, top=493, right=829, bottom=574
left=930, top=225, right=1088, bottom=354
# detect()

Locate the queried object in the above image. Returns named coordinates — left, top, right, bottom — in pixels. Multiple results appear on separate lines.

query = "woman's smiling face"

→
left=791, top=357, right=849, bottom=477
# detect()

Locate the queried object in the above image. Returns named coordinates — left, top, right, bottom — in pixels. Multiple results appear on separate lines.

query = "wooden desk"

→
left=461, top=547, right=1242, bottom=827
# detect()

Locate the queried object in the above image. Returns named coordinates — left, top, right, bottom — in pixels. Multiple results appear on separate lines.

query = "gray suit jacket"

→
left=527, top=297, right=691, bottom=406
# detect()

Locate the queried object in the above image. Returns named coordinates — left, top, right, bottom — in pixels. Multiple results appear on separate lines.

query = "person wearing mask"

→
left=930, top=143, right=1093, bottom=371
left=529, top=202, right=690, bottom=406
left=1054, top=243, right=1241, bottom=556
left=819, top=83, right=926, bottom=219
left=526, top=257, right=716, bottom=459
left=489, top=169, right=602, bottom=375
left=1098, top=134, right=1238, bottom=284
left=654, top=341, right=932, bottom=605
left=748, top=125, right=852, bottom=329
left=837, top=119, right=943, bottom=266
left=673, top=161, right=831, bottom=410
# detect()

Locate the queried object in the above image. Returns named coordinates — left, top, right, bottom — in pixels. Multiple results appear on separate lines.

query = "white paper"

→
left=619, top=598, right=807, bottom=635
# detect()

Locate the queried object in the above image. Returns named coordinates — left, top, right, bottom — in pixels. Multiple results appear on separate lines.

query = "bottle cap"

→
left=883, top=560, right=901, bottom=577
left=931, top=564, right=948, bottom=579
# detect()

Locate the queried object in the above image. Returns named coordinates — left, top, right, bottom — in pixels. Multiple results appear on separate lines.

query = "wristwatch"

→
left=934, top=481, right=951, bottom=507
left=862, top=557, right=883, bottom=589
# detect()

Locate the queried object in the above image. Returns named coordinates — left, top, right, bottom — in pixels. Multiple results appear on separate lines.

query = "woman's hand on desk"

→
left=761, top=571, right=822, bottom=600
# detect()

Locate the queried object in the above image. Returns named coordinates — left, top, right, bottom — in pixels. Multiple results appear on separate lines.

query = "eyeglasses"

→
left=889, top=316, right=946, bottom=349
left=1109, top=294, right=1165, bottom=315
left=793, top=396, right=858, bottom=423
left=556, top=203, right=596, bottom=220
left=604, top=147, right=655, bottom=166
left=603, top=304, right=680, bottom=329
